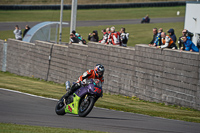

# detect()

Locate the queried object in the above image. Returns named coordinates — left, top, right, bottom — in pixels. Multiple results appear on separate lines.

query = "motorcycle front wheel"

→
left=55, top=95, right=66, bottom=115
left=78, top=96, right=95, bottom=117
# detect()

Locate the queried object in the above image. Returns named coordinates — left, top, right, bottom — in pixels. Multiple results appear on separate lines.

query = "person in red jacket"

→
left=63, top=64, right=105, bottom=99
left=106, top=26, right=121, bottom=45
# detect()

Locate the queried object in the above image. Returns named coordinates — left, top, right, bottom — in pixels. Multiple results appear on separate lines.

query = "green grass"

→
left=0, top=0, right=191, bottom=5
left=0, top=6, right=185, bottom=22
left=0, top=22, right=184, bottom=47
left=0, top=71, right=200, bottom=123
left=0, top=123, right=107, bottom=133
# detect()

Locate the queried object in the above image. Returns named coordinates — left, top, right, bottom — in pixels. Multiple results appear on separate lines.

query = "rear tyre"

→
left=78, top=96, right=95, bottom=117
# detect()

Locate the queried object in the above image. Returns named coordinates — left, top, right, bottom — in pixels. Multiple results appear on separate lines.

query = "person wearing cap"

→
left=181, top=36, right=199, bottom=52
left=88, top=30, right=99, bottom=42
left=168, top=28, right=177, bottom=44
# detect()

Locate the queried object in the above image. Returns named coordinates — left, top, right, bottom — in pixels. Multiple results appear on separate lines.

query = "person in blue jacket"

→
left=181, top=36, right=199, bottom=52
left=168, top=28, right=177, bottom=44
left=153, top=28, right=163, bottom=46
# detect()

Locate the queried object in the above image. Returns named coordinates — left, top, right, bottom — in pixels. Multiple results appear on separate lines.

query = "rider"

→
left=106, top=26, right=121, bottom=45
left=64, top=64, right=105, bottom=99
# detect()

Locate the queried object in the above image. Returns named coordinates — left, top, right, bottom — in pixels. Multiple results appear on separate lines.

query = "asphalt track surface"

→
left=0, top=17, right=184, bottom=31
left=1, top=88, right=200, bottom=133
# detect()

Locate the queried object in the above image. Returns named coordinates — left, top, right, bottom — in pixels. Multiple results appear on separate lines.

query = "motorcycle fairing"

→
left=65, top=93, right=80, bottom=114
left=75, top=83, right=102, bottom=98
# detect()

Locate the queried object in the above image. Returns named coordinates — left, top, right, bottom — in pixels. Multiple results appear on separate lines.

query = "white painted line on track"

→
left=0, top=88, right=58, bottom=101
left=0, top=88, right=119, bottom=111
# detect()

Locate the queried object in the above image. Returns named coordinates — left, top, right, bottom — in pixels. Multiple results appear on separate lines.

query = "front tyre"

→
left=55, top=96, right=66, bottom=115
left=78, top=97, right=95, bottom=117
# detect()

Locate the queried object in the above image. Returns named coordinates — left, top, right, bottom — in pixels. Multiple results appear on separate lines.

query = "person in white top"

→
left=13, top=25, right=22, bottom=40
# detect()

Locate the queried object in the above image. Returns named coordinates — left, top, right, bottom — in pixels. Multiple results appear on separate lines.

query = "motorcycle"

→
left=141, top=17, right=150, bottom=23
left=55, top=79, right=103, bottom=117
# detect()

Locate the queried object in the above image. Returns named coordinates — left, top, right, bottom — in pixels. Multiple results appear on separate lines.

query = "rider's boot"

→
left=63, top=82, right=81, bottom=100
left=65, top=81, right=71, bottom=91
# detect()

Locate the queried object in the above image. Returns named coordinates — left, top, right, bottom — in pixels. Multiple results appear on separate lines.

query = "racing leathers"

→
left=120, top=32, right=129, bottom=47
left=106, top=31, right=121, bottom=45
left=99, top=32, right=109, bottom=44
left=63, top=69, right=104, bottom=99
left=77, top=69, right=104, bottom=85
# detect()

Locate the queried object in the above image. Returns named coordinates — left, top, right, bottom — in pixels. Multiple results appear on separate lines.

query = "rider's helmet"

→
left=94, top=64, right=104, bottom=78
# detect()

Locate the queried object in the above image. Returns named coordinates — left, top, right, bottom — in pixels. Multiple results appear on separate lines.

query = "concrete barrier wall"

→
left=2, top=39, right=200, bottom=110
left=134, top=44, right=200, bottom=109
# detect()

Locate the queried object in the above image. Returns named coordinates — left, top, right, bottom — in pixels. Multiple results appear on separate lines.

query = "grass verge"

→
left=0, top=22, right=184, bottom=47
left=0, top=123, right=107, bottom=133
left=0, top=6, right=185, bottom=22
left=0, top=71, right=200, bottom=123
left=0, top=0, right=190, bottom=5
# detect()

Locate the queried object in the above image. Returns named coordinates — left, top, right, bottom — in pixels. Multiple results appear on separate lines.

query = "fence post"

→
left=2, top=39, right=7, bottom=72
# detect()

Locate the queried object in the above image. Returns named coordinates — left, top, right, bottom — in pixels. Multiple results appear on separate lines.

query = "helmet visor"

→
left=97, top=71, right=103, bottom=77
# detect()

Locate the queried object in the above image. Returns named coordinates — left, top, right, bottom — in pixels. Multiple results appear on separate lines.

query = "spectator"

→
left=106, top=26, right=121, bottom=45
left=13, top=25, right=22, bottom=40
left=181, top=36, right=199, bottom=52
left=99, top=29, right=109, bottom=44
left=197, top=35, right=200, bottom=49
left=156, top=32, right=177, bottom=49
left=106, top=27, right=111, bottom=34
left=88, top=30, right=99, bottom=42
left=69, top=33, right=80, bottom=44
left=168, top=28, right=177, bottom=44
left=151, top=28, right=163, bottom=47
left=72, top=30, right=86, bottom=44
left=149, top=28, right=158, bottom=46
left=106, top=27, right=111, bottom=44
left=120, top=27, right=129, bottom=47
left=178, top=29, right=194, bottom=50
left=23, top=25, right=30, bottom=38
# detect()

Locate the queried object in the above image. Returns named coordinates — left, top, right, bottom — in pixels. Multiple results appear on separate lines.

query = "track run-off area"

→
left=0, top=88, right=200, bottom=133
left=0, top=17, right=184, bottom=31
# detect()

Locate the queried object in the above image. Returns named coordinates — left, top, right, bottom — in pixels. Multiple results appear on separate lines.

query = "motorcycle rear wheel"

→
left=78, top=96, right=95, bottom=117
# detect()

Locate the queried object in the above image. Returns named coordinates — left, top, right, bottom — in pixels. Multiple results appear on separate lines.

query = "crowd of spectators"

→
left=13, top=25, right=30, bottom=40
left=98, top=26, right=129, bottom=47
left=149, top=27, right=199, bottom=52
left=69, top=26, right=129, bottom=47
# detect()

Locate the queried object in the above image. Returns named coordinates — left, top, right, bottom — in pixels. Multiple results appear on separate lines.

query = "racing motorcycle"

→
left=55, top=79, right=103, bottom=117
